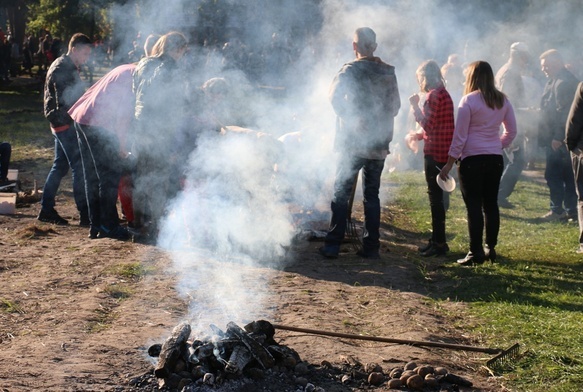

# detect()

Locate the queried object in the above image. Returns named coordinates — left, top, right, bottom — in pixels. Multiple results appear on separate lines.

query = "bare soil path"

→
left=0, top=169, right=504, bottom=391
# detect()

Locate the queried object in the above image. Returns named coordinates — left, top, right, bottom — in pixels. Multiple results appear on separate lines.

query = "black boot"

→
left=485, top=245, right=496, bottom=262
left=457, top=251, right=485, bottom=266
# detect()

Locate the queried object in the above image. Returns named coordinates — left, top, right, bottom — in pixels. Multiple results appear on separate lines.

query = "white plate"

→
left=436, top=175, right=456, bottom=192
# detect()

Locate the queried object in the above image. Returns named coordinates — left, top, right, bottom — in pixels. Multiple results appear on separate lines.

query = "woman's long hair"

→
left=416, top=60, right=445, bottom=92
left=464, top=61, right=505, bottom=109
left=150, top=31, right=187, bottom=58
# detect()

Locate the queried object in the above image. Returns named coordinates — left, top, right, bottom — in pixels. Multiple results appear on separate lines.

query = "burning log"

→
left=226, top=321, right=275, bottom=369
left=148, top=320, right=301, bottom=389
left=154, top=322, right=191, bottom=379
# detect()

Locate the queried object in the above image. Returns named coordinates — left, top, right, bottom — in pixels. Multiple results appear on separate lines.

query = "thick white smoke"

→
left=107, top=0, right=583, bottom=328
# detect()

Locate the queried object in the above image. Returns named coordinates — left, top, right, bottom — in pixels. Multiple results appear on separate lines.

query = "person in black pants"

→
left=319, top=27, right=400, bottom=259
left=440, top=61, right=517, bottom=265
left=408, top=60, right=455, bottom=257
left=0, top=141, right=13, bottom=187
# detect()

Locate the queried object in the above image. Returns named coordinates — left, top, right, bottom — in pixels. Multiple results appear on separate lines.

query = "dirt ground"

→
left=0, top=165, right=507, bottom=392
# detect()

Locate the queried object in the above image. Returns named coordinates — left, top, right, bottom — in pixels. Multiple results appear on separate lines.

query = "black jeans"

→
left=424, top=155, right=448, bottom=244
left=545, top=146, right=577, bottom=215
left=76, top=124, right=122, bottom=231
left=325, top=155, right=385, bottom=252
left=458, top=154, right=504, bottom=254
left=0, top=142, right=11, bottom=180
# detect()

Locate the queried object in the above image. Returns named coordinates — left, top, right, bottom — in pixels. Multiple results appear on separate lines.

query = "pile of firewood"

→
left=149, top=320, right=305, bottom=390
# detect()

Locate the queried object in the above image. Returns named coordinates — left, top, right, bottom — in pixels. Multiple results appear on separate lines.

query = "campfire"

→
left=147, top=320, right=476, bottom=391
left=149, top=320, right=306, bottom=391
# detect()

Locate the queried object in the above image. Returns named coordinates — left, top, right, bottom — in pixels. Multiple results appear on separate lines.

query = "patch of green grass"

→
left=85, top=305, right=117, bottom=333
left=0, top=297, right=24, bottom=314
left=0, top=90, right=52, bottom=163
left=103, top=283, right=133, bottom=300
left=391, top=169, right=583, bottom=391
left=105, top=262, right=152, bottom=280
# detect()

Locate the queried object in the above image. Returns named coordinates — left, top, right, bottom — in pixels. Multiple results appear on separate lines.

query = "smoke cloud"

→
left=107, top=0, right=583, bottom=329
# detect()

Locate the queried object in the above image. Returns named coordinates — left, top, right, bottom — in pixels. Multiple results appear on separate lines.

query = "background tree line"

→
left=0, top=0, right=120, bottom=49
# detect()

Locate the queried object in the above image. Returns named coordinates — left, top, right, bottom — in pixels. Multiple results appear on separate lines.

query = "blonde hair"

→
left=144, top=34, right=161, bottom=57
left=150, top=31, right=187, bottom=58
left=416, top=60, right=444, bottom=92
left=464, top=61, right=505, bottom=109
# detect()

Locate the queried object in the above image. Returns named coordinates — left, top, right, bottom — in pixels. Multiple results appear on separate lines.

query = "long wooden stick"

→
left=272, top=324, right=502, bottom=354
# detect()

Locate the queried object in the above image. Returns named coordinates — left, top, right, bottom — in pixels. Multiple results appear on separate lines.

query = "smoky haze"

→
left=109, top=0, right=582, bottom=331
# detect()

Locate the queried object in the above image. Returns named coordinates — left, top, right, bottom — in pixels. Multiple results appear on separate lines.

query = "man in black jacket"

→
left=319, top=27, right=400, bottom=259
left=538, top=49, right=579, bottom=222
left=37, top=33, right=92, bottom=225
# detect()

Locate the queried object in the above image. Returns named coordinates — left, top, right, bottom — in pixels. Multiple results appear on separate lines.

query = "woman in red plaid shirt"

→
left=408, top=60, right=455, bottom=257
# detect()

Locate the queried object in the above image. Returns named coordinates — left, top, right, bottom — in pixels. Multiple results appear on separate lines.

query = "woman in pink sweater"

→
left=440, top=61, right=517, bottom=265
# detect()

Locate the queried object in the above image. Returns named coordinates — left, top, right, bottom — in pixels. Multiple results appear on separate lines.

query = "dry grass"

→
left=12, top=223, right=57, bottom=239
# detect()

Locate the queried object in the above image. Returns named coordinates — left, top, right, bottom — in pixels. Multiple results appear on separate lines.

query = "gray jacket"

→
left=329, top=57, right=401, bottom=159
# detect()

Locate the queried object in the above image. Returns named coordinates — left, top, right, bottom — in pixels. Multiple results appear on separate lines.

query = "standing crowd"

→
left=16, top=26, right=583, bottom=260
left=320, top=27, right=583, bottom=263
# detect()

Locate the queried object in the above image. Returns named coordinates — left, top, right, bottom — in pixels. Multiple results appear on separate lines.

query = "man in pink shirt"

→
left=68, top=63, right=136, bottom=240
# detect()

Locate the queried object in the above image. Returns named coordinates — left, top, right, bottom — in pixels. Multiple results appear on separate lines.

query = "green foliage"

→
left=392, top=169, right=583, bottom=391
left=26, top=0, right=117, bottom=39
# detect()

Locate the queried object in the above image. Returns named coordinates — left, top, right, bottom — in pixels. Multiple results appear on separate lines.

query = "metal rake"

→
left=273, top=324, right=520, bottom=368
left=345, top=171, right=362, bottom=252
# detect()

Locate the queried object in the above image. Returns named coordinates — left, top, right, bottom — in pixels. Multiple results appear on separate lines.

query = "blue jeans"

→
left=76, top=124, right=122, bottom=231
left=40, top=127, right=88, bottom=215
left=324, top=155, right=385, bottom=253
left=545, top=146, right=576, bottom=215
left=459, top=154, right=504, bottom=254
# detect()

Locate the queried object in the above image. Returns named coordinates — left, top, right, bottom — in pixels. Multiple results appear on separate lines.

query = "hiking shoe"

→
left=457, top=251, right=485, bottom=265
left=484, top=245, right=497, bottom=262
left=318, top=245, right=339, bottom=259
left=88, top=226, right=100, bottom=239
left=418, top=239, right=432, bottom=253
left=567, top=213, right=578, bottom=223
left=99, top=225, right=130, bottom=241
left=37, top=208, right=69, bottom=225
left=539, top=211, right=566, bottom=222
left=421, top=243, right=449, bottom=257
left=0, top=179, right=16, bottom=190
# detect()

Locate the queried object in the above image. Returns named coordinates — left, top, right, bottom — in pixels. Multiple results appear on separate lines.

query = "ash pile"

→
left=148, top=320, right=327, bottom=392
